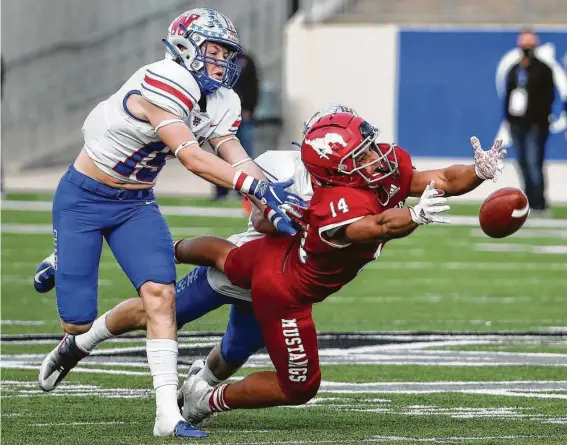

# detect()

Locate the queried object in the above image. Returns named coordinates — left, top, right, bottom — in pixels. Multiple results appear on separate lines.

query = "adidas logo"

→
left=388, top=184, right=400, bottom=198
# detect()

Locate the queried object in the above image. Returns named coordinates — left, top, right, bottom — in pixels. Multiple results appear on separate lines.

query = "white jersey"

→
left=82, top=59, right=241, bottom=185
left=206, top=150, right=313, bottom=301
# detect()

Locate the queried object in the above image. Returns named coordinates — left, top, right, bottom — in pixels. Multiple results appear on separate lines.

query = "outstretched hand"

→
left=409, top=180, right=451, bottom=225
left=471, top=136, right=507, bottom=182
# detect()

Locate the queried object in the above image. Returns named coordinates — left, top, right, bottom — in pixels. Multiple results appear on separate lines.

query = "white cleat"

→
left=179, top=373, right=215, bottom=426
left=177, top=359, right=205, bottom=409
left=38, top=335, right=88, bottom=392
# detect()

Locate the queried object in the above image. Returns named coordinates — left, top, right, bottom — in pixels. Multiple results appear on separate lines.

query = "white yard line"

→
left=476, top=244, right=567, bottom=254
left=365, top=261, right=567, bottom=270
left=0, top=224, right=213, bottom=236
left=137, top=435, right=562, bottom=445
left=0, top=320, right=45, bottom=326
left=31, top=421, right=135, bottom=427
left=1, top=201, right=245, bottom=218
left=471, top=228, right=567, bottom=238
left=3, top=200, right=567, bottom=228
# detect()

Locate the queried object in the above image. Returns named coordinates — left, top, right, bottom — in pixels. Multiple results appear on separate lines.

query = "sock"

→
left=208, top=383, right=231, bottom=413
left=146, top=339, right=183, bottom=427
left=197, top=363, right=224, bottom=387
left=75, top=311, right=113, bottom=353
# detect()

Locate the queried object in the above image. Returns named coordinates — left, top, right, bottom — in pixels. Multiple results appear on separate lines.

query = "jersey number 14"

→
left=329, top=198, right=349, bottom=217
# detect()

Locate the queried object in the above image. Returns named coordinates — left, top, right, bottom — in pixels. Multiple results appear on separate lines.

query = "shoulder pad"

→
left=211, top=88, right=242, bottom=138
left=140, top=59, right=201, bottom=118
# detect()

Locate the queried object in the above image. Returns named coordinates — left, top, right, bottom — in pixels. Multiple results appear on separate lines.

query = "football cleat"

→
left=173, top=420, right=208, bottom=438
left=34, top=252, right=56, bottom=293
left=38, top=335, right=88, bottom=391
left=153, top=418, right=207, bottom=438
left=179, top=373, right=215, bottom=426
left=178, top=359, right=205, bottom=410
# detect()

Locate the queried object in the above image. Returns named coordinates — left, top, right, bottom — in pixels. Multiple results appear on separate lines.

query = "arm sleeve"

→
left=212, top=90, right=242, bottom=138
left=504, top=67, right=515, bottom=120
left=140, top=60, right=200, bottom=119
left=544, top=64, right=556, bottom=110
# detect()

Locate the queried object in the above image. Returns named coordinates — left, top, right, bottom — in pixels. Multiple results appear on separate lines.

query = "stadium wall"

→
left=283, top=17, right=567, bottom=202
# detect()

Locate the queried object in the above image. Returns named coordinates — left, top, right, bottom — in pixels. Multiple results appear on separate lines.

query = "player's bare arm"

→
left=409, top=137, right=506, bottom=197
left=133, top=97, right=306, bottom=235
left=211, top=136, right=277, bottom=216
left=132, top=97, right=245, bottom=189
left=343, top=180, right=450, bottom=244
left=342, top=208, right=418, bottom=243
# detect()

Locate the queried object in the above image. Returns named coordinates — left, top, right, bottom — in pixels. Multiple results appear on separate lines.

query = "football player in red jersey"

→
left=175, top=112, right=506, bottom=424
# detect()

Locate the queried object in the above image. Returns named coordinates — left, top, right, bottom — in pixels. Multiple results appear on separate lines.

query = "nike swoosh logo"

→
left=210, top=123, right=218, bottom=128
left=146, top=201, right=155, bottom=205
left=35, top=267, right=51, bottom=283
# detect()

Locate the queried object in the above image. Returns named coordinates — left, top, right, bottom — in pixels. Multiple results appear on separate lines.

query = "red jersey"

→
left=284, top=146, right=414, bottom=302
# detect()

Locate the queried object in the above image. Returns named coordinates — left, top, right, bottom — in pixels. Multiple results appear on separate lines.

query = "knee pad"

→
left=56, top=279, right=98, bottom=325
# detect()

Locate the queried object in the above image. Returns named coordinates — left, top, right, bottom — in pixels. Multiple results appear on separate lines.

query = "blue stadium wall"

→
left=397, top=29, right=567, bottom=160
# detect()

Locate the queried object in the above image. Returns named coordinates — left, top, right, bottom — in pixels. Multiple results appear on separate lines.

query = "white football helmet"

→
left=163, top=8, right=242, bottom=94
left=303, top=104, right=360, bottom=137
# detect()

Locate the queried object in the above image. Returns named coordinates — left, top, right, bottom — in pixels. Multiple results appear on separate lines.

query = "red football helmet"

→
left=301, top=112, right=399, bottom=188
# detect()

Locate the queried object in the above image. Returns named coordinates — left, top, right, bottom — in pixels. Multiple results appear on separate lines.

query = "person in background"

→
left=504, top=28, right=555, bottom=217
left=215, top=51, right=260, bottom=202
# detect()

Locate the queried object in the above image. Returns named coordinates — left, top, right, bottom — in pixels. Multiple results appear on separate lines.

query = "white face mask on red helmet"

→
left=163, top=8, right=242, bottom=95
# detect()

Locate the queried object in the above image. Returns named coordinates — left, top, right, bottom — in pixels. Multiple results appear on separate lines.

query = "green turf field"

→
left=2, top=194, right=566, bottom=444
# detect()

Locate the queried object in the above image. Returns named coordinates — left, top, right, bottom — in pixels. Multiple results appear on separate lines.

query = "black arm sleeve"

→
left=504, top=66, right=516, bottom=120
left=544, top=64, right=555, bottom=110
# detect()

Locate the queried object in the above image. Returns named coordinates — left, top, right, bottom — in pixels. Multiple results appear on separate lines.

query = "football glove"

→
left=471, top=136, right=507, bottom=182
left=281, top=203, right=309, bottom=232
left=409, top=180, right=451, bottom=225
left=233, top=174, right=308, bottom=235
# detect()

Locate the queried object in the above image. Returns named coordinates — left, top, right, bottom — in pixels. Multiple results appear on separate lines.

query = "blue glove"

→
left=254, top=178, right=307, bottom=236
left=264, top=207, right=299, bottom=236
left=252, top=178, right=308, bottom=210
left=233, top=174, right=308, bottom=235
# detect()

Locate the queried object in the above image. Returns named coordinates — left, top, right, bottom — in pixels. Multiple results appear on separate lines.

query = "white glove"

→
left=409, top=180, right=451, bottom=225
left=471, top=136, right=507, bottom=182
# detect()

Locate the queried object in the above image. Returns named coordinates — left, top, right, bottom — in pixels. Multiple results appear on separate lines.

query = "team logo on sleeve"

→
left=304, top=133, right=347, bottom=160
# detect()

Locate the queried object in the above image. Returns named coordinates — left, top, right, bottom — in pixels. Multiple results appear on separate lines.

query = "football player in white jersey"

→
left=32, top=104, right=351, bottom=432
left=36, top=8, right=306, bottom=439
left=34, top=147, right=312, bottom=390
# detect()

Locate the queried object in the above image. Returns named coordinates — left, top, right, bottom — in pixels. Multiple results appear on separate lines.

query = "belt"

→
left=65, top=166, right=154, bottom=200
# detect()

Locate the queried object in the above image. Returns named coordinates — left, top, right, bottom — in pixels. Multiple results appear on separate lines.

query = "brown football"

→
left=479, top=187, right=529, bottom=238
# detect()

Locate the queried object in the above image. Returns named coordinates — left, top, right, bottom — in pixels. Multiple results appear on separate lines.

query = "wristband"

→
left=233, top=171, right=259, bottom=195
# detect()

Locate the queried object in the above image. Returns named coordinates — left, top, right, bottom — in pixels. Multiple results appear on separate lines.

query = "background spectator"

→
left=504, top=29, right=555, bottom=216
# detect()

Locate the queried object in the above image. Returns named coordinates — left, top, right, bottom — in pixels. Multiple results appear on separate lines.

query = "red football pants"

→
left=224, top=236, right=321, bottom=401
